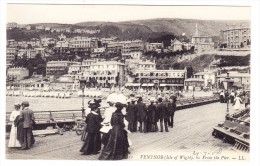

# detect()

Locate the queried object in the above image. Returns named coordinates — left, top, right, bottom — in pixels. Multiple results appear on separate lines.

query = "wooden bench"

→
left=34, top=112, right=52, bottom=124
left=51, top=112, right=75, bottom=122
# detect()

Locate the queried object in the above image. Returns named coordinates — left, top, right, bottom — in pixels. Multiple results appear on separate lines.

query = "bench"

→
left=34, top=112, right=52, bottom=124
left=51, top=112, right=75, bottom=122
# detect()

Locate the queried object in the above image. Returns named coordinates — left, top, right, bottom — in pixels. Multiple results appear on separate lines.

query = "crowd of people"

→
left=219, top=89, right=250, bottom=112
left=78, top=95, right=177, bottom=160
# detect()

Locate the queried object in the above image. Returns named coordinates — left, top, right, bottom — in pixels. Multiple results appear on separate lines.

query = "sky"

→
left=7, top=4, right=251, bottom=24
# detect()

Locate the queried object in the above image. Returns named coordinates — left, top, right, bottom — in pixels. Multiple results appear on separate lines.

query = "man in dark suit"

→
left=19, top=101, right=35, bottom=150
left=126, top=98, right=137, bottom=132
left=157, top=97, right=169, bottom=132
left=168, top=95, right=177, bottom=128
left=135, top=97, right=147, bottom=133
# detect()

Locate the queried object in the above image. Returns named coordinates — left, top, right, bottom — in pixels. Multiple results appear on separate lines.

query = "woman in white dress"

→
left=8, top=103, right=22, bottom=148
left=233, top=95, right=243, bottom=112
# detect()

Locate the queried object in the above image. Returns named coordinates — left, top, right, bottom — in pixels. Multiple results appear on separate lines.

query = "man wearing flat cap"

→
left=19, top=101, right=35, bottom=150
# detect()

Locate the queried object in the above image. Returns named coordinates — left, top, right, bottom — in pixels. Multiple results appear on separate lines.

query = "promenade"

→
left=5, top=102, right=247, bottom=161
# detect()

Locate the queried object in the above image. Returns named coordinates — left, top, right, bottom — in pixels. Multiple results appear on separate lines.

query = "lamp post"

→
left=222, top=72, right=234, bottom=119
left=79, top=79, right=86, bottom=119
left=192, top=85, right=195, bottom=99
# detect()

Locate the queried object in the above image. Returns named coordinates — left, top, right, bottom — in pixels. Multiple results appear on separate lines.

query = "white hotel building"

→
left=125, top=60, right=187, bottom=91
left=7, top=67, right=29, bottom=81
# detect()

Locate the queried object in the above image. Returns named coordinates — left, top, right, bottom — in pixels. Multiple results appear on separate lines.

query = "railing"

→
left=6, top=96, right=219, bottom=128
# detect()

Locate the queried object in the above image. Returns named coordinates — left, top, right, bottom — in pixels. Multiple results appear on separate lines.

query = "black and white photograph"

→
left=1, top=0, right=260, bottom=165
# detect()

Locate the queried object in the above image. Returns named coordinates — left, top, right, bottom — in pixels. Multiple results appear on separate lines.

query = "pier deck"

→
left=6, top=102, right=247, bottom=160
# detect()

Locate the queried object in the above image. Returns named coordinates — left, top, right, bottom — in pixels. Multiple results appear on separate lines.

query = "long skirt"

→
left=127, top=120, right=137, bottom=132
left=147, top=122, right=158, bottom=132
left=220, top=95, right=224, bottom=103
left=8, top=124, right=21, bottom=148
left=99, top=126, right=129, bottom=160
left=80, top=132, right=101, bottom=155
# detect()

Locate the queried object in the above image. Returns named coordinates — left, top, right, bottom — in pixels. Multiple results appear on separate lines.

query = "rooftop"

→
left=185, top=78, right=204, bottom=82
left=92, top=61, right=125, bottom=66
left=217, top=72, right=250, bottom=78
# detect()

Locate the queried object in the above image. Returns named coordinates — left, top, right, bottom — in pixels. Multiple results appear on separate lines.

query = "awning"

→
left=141, top=83, right=148, bottom=87
left=125, top=83, right=133, bottom=87
left=159, top=84, right=167, bottom=86
left=165, top=84, right=184, bottom=86
left=132, top=83, right=141, bottom=86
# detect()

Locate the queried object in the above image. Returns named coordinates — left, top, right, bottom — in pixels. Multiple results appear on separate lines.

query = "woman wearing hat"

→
left=80, top=100, right=102, bottom=155
left=8, top=103, right=22, bottom=148
left=99, top=102, right=129, bottom=160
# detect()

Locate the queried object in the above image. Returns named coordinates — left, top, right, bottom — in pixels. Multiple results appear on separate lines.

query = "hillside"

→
left=76, top=18, right=250, bottom=37
left=154, top=53, right=250, bottom=73
left=18, top=18, right=250, bottom=40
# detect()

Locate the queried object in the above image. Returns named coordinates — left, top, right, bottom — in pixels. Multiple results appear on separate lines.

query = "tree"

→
left=240, top=42, right=244, bottom=48
left=186, top=66, right=193, bottom=78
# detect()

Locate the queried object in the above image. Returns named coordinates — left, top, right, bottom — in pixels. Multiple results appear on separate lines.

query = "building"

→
left=45, top=27, right=51, bottom=31
left=26, top=49, right=36, bottom=59
left=46, top=61, right=80, bottom=76
left=220, top=25, right=251, bottom=49
left=81, top=61, right=125, bottom=88
left=69, top=37, right=98, bottom=49
left=131, top=68, right=187, bottom=91
left=184, top=78, right=205, bottom=91
left=68, top=64, right=82, bottom=75
left=145, top=42, right=164, bottom=52
left=93, top=47, right=106, bottom=54
left=194, top=70, right=217, bottom=88
left=7, top=22, right=18, bottom=29
left=136, top=60, right=156, bottom=71
left=53, top=41, right=70, bottom=54
left=107, top=41, right=123, bottom=53
left=6, top=48, right=17, bottom=67
left=34, top=48, right=46, bottom=57
left=107, top=40, right=144, bottom=54
left=216, top=71, right=250, bottom=90
left=7, top=67, right=29, bottom=81
left=17, top=49, right=28, bottom=57
left=7, top=39, right=18, bottom=48
left=171, top=39, right=183, bottom=52
left=81, top=59, right=95, bottom=73
left=122, top=51, right=143, bottom=59
left=191, top=24, right=214, bottom=53
left=26, top=25, right=31, bottom=30
left=36, top=25, right=44, bottom=31
left=40, top=38, right=56, bottom=47
left=27, top=38, right=41, bottom=47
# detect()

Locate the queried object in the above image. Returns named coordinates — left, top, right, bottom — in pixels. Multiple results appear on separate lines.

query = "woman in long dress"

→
left=233, top=95, right=243, bottom=112
left=8, top=103, right=22, bottom=148
left=80, top=100, right=102, bottom=155
left=99, top=102, right=129, bottom=160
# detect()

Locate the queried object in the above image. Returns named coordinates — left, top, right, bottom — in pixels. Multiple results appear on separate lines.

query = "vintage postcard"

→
left=1, top=0, right=260, bottom=166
